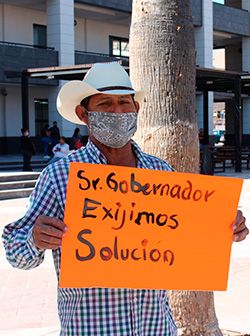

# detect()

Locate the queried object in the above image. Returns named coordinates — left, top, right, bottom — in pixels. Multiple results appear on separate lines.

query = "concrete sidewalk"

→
left=214, top=178, right=250, bottom=334
left=0, top=198, right=60, bottom=336
left=0, top=179, right=249, bottom=335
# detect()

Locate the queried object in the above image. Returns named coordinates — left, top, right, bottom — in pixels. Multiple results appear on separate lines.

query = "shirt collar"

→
left=83, top=140, right=107, bottom=164
left=82, top=139, right=154, bottom=169
left=131, top=140, right=155, bottom=169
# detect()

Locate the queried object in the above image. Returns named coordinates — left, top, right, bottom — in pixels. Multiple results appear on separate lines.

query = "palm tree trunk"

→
left=130, top=0, right=222, bottom=335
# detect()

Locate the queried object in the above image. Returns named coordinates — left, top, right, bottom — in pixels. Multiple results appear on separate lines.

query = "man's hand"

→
left=32, top=216, right=68, bottom=249
left=232, top=210, right=249, bottom=242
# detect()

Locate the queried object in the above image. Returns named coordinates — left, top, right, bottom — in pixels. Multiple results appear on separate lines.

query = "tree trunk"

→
left=130, top=1, right=222, bottom=335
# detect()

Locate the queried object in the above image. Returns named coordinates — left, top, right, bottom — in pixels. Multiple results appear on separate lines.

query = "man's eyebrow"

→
left=118, top=95, right=131, bottom=99
left=95, top=98, right=111, bottom=103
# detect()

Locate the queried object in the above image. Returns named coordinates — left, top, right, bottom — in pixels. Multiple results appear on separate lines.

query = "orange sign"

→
left=60, top=163, right=243, bottom=291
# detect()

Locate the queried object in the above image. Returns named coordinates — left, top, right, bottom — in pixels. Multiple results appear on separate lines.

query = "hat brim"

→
left=56, top=80, right=145, bottom=125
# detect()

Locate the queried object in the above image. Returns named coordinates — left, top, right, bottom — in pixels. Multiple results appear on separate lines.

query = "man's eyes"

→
left=120, top=100, right=131, bottom=104
left=98, top=102, right=110, bottom=106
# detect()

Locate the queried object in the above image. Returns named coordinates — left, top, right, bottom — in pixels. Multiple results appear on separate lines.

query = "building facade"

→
left=0, top=0, right=250, bottom=153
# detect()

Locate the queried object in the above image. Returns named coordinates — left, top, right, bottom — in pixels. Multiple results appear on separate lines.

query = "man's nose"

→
left=112, top=103, right=123, bottom=113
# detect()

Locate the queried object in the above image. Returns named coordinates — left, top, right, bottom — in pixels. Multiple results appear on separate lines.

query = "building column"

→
left=195, top=0, right=214, bottom=141
left=242, top=1, right=250, bottom=145
left=46, top=0, right=75, bottom=137
left=196, top=93, right=204, bottom=129
left=225, top=44, right=242, bottom=72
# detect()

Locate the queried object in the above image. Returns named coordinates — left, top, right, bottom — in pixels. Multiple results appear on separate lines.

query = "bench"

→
left=213, top=146, right=236, bottom=172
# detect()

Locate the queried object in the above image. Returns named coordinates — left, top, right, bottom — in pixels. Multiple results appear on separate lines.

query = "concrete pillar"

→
left=242, top=0, right=250, bottom=10
left=241, top=1, right=250, bottom=143
left=47, top=0, right=75, bottom=66
left=196, top=94, right=203, bottom=129
left=225, top=101, right=236, bottom=145
left=225, top=43, right=242, bottom=72
left=195, top=0, right=214, bottom=140
left=46, top=0, right=75, bottom=137
left=195, top=0, right=213, bottom=67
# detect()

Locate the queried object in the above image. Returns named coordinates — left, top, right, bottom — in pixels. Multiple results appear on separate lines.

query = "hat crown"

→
left=84, top=62, right=132, bottom=90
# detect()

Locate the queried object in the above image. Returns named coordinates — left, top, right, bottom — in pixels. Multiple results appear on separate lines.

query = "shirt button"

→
left=134, top=298, right=138, bottom=303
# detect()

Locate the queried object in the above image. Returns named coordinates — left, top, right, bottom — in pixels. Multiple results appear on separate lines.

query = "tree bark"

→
left=130, top=0, right=222, bottom=335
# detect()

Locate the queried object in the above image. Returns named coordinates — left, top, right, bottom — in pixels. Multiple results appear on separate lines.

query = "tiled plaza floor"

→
left=0, top=174, right=249, bottom=335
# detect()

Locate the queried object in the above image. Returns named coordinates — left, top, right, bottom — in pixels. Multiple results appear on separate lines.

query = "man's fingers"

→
left=39, top=224, right=65, bottom=238
left=33, top=216, right=68, bottom=250
left=233, top=227, right=249, bottom=242
left=41, top=234, right=62, bottom=246
left=36, top=240, right=61, bottom=250
left=36, top=216, right=67, bottom=232
left=232, top=218, right=246, bottom=234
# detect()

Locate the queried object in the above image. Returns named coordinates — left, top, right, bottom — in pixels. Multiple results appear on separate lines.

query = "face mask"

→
left=87, top=111, right=138, bottom=148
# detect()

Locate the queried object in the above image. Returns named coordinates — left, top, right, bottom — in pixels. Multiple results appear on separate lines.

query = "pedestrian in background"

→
left=20, top=128, right=35, bottom=171
left=41, top=124, right=50, bottom=159
left=49, top=121, right=60, bottom=143
left=48, top=136, right=70, bottom=164
left=71, top=127, right=82, bottom=150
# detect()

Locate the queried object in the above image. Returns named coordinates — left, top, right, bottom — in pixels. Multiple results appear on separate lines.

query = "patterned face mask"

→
left=87, top=111, right=138, bottom=148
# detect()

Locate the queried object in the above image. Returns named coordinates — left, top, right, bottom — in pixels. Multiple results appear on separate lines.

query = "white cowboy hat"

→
left=56, top=62, right=145, bottom=125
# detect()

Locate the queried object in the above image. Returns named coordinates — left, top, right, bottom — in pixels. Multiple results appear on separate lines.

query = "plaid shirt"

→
left=2, top=140, right=177, bottom=336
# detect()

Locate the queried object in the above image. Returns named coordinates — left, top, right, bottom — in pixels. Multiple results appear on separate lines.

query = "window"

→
left=213, top=48, right=225, bottom=70
left=213, top=0, right=224, bottom=4
left=33, top=24, right=47, bottom=48
left=109, top=36, right=129, bottom=57
left=34, top=99, right=49, bottom=136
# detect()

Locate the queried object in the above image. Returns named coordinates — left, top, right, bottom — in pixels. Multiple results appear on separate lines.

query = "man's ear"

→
left=135, top=101, right=140, bottom=112
left=75, top=105, right=88, bottom=124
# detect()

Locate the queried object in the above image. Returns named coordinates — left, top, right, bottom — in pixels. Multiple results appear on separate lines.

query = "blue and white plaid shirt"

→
left=2, top=140, right=177, bottom=336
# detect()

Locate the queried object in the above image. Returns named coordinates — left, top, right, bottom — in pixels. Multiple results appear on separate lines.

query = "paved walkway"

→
left=0, top=154, right=45, bottom=162
left=0, top=198, right=59, bottom=336
left=214, top=178, right=250, bottom=334
left=0, top=174, right=249, bottom=335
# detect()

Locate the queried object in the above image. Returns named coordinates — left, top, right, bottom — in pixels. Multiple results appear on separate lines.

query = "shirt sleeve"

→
left=52, top=144, right=59, bottom=154
left=61, top=144, right=70, bottom=155
left=2, top=168, right=60, bottom=270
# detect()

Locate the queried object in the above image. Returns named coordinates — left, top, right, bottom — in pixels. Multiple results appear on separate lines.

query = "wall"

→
left=76, top=0, right=202, bottom=27
left=85, top=19, right=129, bottom=54
left=0, top=5, right=3, bottom=40
left=75, top=0, right=131, bottom=13
left=195, top=0, right=214, bottom=137
left=75, top=17, right=129, bottom=53
left=0, top=93, right=6, bottom=136
left=1, top=4, right=129, bottom=54
left=191, top=0, right=202, bottom=26
left=0, top=84, right=53, bottom=137
left=213, top=3, right=250, bottom=37
left=75, top=16, right=86, bottom=51
left=3, top=5, right=46, bottom=45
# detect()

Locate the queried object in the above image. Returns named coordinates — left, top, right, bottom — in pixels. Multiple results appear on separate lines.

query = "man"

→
left=49, top=120, right=60, bottom=142
left=20, top=127, right=35, bottom=171
left=2, top=62, right=249, bottom=336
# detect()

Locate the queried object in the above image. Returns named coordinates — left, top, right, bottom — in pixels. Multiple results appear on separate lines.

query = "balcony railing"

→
left=0, top=41, right=58, bottom=84
left=0, top=40, right=54, bottom=50
left=213, top=3, right=250, bottom=36
left=75, top=50, right=129, bottom=65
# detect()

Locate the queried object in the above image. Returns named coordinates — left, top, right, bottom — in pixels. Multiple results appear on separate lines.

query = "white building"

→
left=0, top=0, right=250, bottom=153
